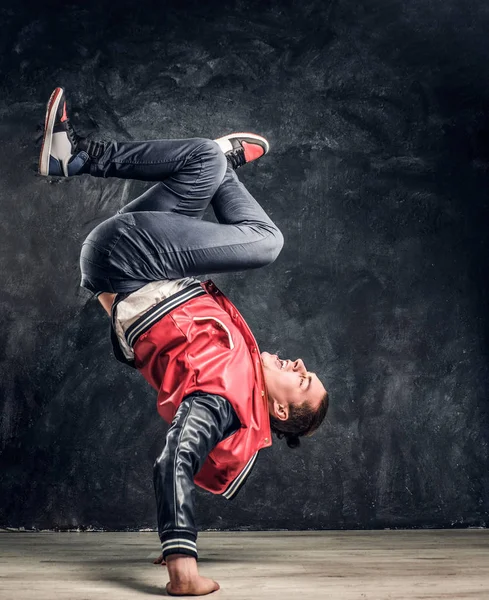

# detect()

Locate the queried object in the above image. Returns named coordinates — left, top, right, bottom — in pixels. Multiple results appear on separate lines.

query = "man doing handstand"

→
left=39, top=87, right=329, bottom=596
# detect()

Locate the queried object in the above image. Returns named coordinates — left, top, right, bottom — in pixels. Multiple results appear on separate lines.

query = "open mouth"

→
left=276, top=358, right=287, bottom=370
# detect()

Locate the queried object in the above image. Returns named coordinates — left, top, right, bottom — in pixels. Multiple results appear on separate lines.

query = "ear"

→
left=272, top=399, right=289, bottom=422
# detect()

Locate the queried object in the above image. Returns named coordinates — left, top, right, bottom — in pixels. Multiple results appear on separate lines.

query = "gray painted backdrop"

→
left=1, top=0, right=488, bottom=531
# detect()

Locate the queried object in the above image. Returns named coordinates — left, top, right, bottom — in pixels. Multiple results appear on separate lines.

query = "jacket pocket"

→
left=192, top=316, right=235, bottom=350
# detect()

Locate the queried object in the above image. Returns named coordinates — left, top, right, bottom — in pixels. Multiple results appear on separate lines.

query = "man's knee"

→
left=192, top=138, right=227, bottom=171
left=269, top=227, right=285, bottom=263
left=256, top=227, right=284, bottom=267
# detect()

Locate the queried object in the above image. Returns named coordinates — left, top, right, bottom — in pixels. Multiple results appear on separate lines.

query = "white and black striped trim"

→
left=161, top=537, right=198, bottom=558
left=222, top=452, right=259, bottom=500
left=125, top=282, right=206, bottom=348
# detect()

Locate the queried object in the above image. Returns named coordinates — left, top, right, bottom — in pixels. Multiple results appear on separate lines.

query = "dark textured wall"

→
left=1, top=0, right=488, bottom=531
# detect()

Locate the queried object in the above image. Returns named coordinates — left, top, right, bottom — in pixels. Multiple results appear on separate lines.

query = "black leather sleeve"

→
left=153, top=392, right=240, bottom=560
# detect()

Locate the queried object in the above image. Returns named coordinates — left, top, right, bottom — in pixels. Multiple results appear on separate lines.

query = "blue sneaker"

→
left=38, top=87, right=89, bottom=177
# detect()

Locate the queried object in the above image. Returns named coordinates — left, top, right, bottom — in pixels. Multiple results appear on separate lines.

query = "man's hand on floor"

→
left=165, top=554, right=220, bottom=596
left=153, top=553, right=166, bottom=566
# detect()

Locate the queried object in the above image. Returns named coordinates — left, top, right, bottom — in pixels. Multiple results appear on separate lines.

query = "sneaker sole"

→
left=214, top=132, right=270, bottom=156
left=38, top=87, right=64, bottom=176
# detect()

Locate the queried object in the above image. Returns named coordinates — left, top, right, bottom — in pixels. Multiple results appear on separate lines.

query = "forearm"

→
left=153, top=392, right=240, bottom=561
left=153, top=410, right=200, bottom=559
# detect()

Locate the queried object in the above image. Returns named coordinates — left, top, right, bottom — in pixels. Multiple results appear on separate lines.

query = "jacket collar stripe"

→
left=222, top=451, right=259, bottom=500
left=126, top=284, right=206, bottom=347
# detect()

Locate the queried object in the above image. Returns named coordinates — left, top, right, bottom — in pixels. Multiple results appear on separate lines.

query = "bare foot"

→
left=165, top=555, right=219, bottom=596
left=153, top=553, right=166, bottom=566
left=166, top=576, right=220, bottom=596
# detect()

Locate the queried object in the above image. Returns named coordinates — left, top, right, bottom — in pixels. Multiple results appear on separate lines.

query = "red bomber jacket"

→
left=127, top=280, right=273, bottom=497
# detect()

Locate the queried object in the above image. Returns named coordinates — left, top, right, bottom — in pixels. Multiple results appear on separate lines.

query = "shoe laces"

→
left=227, top=146, right=246, bottom=169
left=65, top=119, right=82, bottom=150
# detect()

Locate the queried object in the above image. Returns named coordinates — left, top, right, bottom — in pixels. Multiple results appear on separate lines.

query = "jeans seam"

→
left=80, top=254, right=110, bottom=269
left=84, top=217, right=137, bottom=258
left=100, top=142, right=203, bottom=167
left=141, top=229, right=279, bottom=257
left=106, top=157, right=186, bottom=166
left=81, top=233, right=123, bottom=258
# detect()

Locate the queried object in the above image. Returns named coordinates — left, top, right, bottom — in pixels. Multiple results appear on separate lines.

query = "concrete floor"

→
left=0, top=530, right=488, bottom=599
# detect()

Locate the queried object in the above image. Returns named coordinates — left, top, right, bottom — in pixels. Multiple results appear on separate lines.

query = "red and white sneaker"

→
left=214, top=133, right=269, bottom=169
left=38, top=87, right=88, bottom=177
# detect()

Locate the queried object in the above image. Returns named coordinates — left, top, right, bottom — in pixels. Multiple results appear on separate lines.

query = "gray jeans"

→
left=79, top=138, right=284, bottom=294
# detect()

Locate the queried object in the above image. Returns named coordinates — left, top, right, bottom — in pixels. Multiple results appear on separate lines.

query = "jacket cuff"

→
left=161, top=531, right=198, bottom=560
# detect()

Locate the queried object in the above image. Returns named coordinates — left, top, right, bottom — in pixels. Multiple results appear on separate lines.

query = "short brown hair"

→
left=270, top=390, right=329, bottom=449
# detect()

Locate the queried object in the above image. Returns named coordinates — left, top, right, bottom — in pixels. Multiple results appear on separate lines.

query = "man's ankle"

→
left=78, top=138, right=106, bottom=160
left=165, top=554, right=198, bottom=584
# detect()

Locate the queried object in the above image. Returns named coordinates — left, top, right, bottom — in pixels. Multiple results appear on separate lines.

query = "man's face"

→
left=260, top=351, right=327, bottom=421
